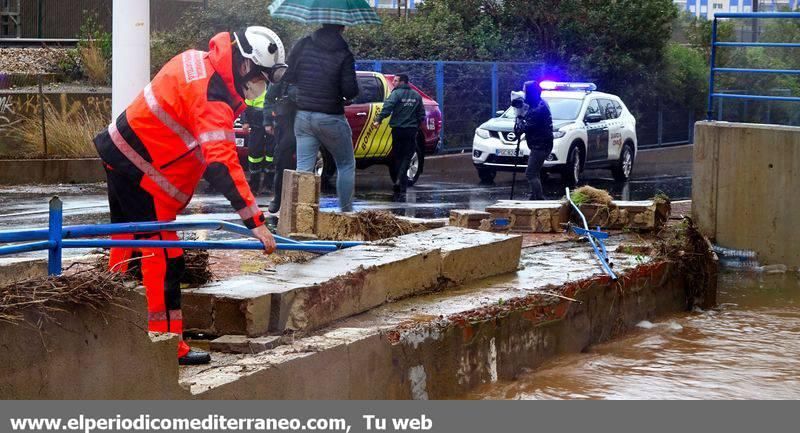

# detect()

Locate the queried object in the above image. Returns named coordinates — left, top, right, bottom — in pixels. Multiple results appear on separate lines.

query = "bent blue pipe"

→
left=566, top=188, right=617, bottom=280
left=60, top=239, right=338, bottom=253
left=0, top=221, right=363, bottom=249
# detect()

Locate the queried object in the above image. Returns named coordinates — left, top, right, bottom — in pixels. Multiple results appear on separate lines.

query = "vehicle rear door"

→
left=599, top=98, right=624, bottom=159
left=584, top=98, right=609, bottom=162
left=346, top=74, right=393, bottom=159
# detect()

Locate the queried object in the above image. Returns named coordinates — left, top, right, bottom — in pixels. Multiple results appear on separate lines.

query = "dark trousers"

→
left=247, top=128, right=274, bottom=172
left=391, top=127, right=417, bottom=187
left=525, top=146, right=552, bottom=200
left=270, top=112, right=297, bottom=210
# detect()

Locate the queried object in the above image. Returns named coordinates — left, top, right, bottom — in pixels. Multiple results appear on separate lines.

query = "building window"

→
left=743, top=6, right=752, bottom=12
left=700, top=5, right=708, bottom=13
left=730, top=5, right=738, bottom=12
left=713, top=3, right=724, bottom=9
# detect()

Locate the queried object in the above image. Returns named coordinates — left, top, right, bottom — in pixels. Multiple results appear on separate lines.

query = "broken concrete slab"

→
left=388, top=226, right=522, bottom=287
left=183, top=227, right=522, bottom=335
left=578, top=199, right=670, bottom=231
left=183, top=277, right=272, bottom=337
left=485, top=200, right=569, bottom=233
left=449, top=209, right=491, bottom=230
left=210, top=335, right=282, bottom=354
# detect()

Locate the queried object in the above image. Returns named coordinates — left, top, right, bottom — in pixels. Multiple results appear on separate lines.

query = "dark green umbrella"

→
left=268, top=0, right=382, bottom=26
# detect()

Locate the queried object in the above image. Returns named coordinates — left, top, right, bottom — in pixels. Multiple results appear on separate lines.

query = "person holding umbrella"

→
left=269, top=0, right=381, bottom=213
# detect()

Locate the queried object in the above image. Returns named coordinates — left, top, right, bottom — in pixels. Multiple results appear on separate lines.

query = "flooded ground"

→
left=468, top=271, right=800, bottom=400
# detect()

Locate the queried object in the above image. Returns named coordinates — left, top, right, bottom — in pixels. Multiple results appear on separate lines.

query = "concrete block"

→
left=210, top=335, right=282, bottom=354
left=486, top=200, right=568, bottom=233
left=185, top=227, right=522, bottom=335
left=390, top=226, right=522, bottom=286
left=693, top=121, right=800, bottom=267
left=278, top=170, right=321, bottom=237
left=183, top=277, right=272, bottom=337
left=578, top=200, right=670, bottom=231
left=449, top=210, right=491, bottom=229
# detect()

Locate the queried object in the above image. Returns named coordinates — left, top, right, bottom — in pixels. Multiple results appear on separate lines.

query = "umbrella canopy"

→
left=268, top=0, right=382, bottom=26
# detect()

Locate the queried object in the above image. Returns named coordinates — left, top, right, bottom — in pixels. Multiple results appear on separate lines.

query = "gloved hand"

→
left=251, top=224, right=276, bottom=255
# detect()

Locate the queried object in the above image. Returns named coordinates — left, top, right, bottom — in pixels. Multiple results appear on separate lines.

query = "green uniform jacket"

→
left=375, top=83, right=426, bottom=129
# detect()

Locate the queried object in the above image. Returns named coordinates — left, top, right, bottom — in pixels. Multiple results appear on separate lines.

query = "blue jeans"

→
left=294, top=110, right=355, bottom=212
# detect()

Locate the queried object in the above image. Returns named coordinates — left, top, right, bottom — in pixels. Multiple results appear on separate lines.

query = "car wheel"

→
left=406, top=144, right=425, bottom=186
left=561, top=143, right=583, bottom=187
left=314, top=149, right=335, bottom=186
left=476, top=166, right=496, bottom=185
left=612, top=142, right=635, bottom=182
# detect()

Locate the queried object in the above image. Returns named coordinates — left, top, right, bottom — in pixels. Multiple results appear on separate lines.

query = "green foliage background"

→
left=150, top=0, right=800, bottom=126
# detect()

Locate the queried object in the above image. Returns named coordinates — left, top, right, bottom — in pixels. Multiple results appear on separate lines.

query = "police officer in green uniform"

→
left=242, top=88, right=275, bottom=194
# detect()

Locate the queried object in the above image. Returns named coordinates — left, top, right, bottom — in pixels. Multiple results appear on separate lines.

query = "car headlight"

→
left=553, top=130, right=566, bottom=139
left=475, top=128, right=490, bottom=139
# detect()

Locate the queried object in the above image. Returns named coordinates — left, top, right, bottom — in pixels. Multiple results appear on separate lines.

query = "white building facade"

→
left=677, top=0, right=799, bottom=19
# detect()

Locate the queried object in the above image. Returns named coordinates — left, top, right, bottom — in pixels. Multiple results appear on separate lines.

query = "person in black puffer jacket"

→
left=285, top=24, right=359, bottom=212
left=518, top=81, right=553, bottom=200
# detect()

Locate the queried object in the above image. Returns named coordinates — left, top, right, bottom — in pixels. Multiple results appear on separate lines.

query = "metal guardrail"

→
left=0, top=197, right=362, bottom=276
left=707, top=12, right=800, bottom=120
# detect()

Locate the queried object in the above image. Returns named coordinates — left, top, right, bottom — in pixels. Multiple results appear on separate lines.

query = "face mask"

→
left=243, top=79, right=267, bottom=101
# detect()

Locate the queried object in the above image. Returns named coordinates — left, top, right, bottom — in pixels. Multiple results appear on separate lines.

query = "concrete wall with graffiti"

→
left=0, top=91, right=111, bottom=157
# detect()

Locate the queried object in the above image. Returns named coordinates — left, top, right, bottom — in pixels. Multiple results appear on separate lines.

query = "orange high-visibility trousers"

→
left=105, top=165, right=191, bottom=358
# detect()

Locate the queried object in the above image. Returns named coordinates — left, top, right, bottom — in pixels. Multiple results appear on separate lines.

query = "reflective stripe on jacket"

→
left=93, top=32, right=265, bottom=229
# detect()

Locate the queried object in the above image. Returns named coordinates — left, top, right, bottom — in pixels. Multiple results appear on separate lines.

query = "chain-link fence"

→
left=0, top=0, right=198, bottom=39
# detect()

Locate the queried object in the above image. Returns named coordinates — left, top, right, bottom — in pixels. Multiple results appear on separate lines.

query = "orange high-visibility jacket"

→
left=94, top=32, right=265, bottom=229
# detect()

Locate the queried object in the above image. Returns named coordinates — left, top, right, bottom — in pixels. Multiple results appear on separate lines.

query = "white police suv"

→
left=472, top=82, right=637, bottom=186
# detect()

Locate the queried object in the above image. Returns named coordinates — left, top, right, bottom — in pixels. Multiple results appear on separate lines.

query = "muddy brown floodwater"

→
left=468, top=271, right=800, bottom=400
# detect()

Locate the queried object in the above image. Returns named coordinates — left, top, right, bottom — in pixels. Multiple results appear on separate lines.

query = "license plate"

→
left=235, top=138, right=245, bottom=147
left=495, top=148, right=526, bottom=157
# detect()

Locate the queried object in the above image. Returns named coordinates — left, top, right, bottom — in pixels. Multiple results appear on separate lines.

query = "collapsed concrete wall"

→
left=0, top=290, right=189, bottom=399
left=693, top=121, right=800, bottom=267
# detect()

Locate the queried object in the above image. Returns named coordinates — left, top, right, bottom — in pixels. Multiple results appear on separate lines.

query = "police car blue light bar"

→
left=539, top=81, right=597, bottom=92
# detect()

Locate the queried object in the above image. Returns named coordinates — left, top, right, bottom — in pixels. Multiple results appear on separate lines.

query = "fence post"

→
left=436, top=61, right=445, bottom=147
left=657, top=98, right=663, bottom=147
left=48, top=196, right=63, bottom=276
left=707, top=17, right=719, bottom=120
left=373, top=60, right=382, bottom=73
left=491, top=62, right=498, bottom=117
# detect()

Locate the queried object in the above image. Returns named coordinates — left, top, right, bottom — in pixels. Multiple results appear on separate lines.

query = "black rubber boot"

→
left=178, top=349, right=211, bottom=366
left=248, top=172, right=263, bottom=195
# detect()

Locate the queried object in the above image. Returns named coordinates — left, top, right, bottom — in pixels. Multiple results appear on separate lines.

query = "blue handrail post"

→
left=48, top=196, right=63, bottom=276
left=707, top=16, right=719, bottom=121
left=373, top=60, right=382, bottom=73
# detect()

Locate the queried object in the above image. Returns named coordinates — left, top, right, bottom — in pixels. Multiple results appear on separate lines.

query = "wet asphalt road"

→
left=0, top=145, right=692, bottom=234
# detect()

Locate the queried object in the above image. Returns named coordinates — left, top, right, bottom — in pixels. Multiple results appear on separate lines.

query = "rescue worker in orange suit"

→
left=93, top=27, right=287, bottom=365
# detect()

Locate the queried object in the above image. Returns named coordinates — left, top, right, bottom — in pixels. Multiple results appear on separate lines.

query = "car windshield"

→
left=500, top=97, right=584, bottom=121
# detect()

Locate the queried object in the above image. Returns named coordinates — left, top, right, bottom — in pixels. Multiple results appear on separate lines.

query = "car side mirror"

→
left=496, top=110, right=504, bottom=117
left=585, top=113, right=603, bottom=123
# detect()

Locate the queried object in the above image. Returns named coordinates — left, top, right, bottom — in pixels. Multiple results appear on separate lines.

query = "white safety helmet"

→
left=233, top=26, right=288, bottom=82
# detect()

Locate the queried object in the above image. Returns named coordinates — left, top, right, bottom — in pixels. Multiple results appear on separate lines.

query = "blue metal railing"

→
left=707, top=12, right=800, bottom=120
left=0, top=197, right=362, bottom=276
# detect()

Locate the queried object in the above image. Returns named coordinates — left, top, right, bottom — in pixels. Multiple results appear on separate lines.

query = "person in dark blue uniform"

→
left=519, top=81, right=553, bottom=200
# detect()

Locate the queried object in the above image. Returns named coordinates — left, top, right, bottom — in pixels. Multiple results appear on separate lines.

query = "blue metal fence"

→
left=0, top=197, right=361, bottom=276
left=708, top=12, right=800, bottom=121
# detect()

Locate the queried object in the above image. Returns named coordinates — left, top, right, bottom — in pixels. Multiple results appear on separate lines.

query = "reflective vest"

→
left=245, top=89, right=266, bottom=109
left=94, top=32, right=265, bottom=229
